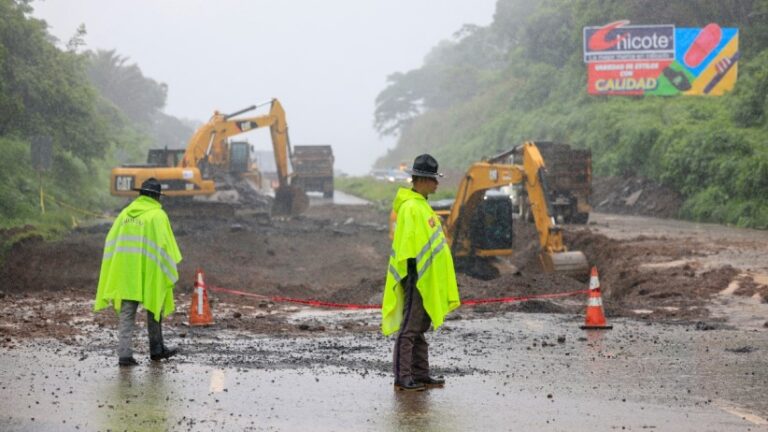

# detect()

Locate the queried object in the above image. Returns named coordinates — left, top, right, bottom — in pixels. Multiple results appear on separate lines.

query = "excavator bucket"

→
left=273, top=185, right=309, bottom=216
left=539, top=250, right=589, bottom=278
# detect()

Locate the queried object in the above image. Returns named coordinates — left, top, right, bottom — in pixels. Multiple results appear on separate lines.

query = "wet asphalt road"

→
left=309, top=190, right=370, bottom=206
left=1, top=310, right=766, bottom=431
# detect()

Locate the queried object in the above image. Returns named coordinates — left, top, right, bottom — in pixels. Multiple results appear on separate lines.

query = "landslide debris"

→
left=0, top=200, right=753, bottom=342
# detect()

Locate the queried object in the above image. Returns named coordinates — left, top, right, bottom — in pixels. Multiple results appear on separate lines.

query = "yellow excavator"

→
left=391, top=141, right=589, bottom=276
left=110, top=99, right=308, bottom=216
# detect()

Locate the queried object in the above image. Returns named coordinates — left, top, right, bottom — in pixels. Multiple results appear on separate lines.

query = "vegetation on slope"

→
left=0, top=0, right=192, bottom=239
left=0, top=0, right=198, bottom=268
left=374, top=0, right=768, bottom=228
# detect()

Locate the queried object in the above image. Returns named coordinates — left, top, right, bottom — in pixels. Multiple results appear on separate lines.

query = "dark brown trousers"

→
left=393, top=275, right=432, bottom=382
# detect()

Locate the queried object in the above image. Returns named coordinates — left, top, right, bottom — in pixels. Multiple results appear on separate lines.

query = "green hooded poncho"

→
left=381, top=188, right=460, bottom=335
left=94, top=196, right=182, bottom=320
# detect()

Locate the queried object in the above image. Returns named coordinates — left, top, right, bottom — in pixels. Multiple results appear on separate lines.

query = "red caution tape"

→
left=462, top=290, right=590, bottom=305
left=207, top=285, right=590, bottom=310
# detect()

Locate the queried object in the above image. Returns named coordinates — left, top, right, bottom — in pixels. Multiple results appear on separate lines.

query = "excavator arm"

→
left=518, top=141, right=589, bottom=274
left=181, top=99, right=307, bottom=215
left=181, top=100, right=288, bottom=183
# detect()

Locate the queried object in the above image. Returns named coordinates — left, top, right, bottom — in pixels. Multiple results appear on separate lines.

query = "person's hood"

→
left=392, top=187, right=425, bottom=213
left=126, top=195, right=162, bottom=218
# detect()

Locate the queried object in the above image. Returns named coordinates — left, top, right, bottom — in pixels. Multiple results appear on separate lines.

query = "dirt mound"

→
left=0, top=204, right=392, bottom=297
left=457, top=270, right=584, bottom=300
left=593, top=176, right=682, bottom=218
left=1, top=232, right=103, bottom=292
left=567, top=228, right=738, bottom=320
left=0, top=199, right=749, bottom=333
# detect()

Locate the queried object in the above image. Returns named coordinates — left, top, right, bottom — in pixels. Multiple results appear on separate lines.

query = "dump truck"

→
left=515, top=141, right=592, bottom=224
left=291, top=145, right=334, bottom=198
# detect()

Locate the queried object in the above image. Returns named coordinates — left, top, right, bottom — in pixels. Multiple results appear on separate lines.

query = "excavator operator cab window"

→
left=470, top=193, right=514, bottom=250
left=229, top=141, right=250, bottom=174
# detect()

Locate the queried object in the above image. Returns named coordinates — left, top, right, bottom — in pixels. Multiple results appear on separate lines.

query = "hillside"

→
left=374, top=0, right=768, bottom=228
left=0, top=1, right=192, bottom=241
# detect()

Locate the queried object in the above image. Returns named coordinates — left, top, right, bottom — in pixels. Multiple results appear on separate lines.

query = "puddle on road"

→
left=308, top=190, right=369, bottom=206
left=709, top=293, right=768, bottom=330
left=287, top=308, right=379, bottom=323
left=1, top=312, right=767, bottom=431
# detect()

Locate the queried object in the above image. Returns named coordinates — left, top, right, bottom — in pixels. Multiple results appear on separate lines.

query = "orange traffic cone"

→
left=189, top=268, right=214, bottom=326
left=580, top=266, right=612, bottom=330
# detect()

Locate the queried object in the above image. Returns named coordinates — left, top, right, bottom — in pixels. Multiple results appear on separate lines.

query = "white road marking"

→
left=209, top=369, right=226, bottom=393
left=716, top=401, right=768, bottom=425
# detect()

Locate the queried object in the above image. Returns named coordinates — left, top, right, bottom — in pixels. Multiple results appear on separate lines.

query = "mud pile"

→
left=567, top=229, right=739, bottom=319
left=0, top=200, right=754, bottom=344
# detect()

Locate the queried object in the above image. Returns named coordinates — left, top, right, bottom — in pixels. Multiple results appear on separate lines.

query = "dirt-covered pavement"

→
left=1, top=189, right=767, bottom=430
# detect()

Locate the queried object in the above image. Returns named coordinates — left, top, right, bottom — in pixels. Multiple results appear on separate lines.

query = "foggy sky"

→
left=32, top=0, right=496, bottom=175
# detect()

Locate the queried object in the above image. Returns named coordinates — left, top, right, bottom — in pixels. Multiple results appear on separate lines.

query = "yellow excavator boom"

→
left=518, top=142, right=588, bottom=274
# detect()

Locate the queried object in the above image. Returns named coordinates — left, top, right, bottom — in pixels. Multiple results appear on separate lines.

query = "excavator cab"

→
left=228, top=141, right=250, bottom=174
left=146, top=148, right=186, bottom=168
left=469, top=192, right=515, bottom=252
left=429, top=191, right=515, bottom=254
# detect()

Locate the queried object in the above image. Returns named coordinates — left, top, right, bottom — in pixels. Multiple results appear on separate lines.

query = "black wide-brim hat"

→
left=406, top=154, right=443, bottom=178
left=133, top=177, right=164, bottom=195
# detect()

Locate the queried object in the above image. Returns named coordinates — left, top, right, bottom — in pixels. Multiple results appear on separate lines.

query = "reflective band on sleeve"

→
left=103, top=246, right=178, bottom=283
left=587, top=297, right=603, bottom=307
left=417, top=238, right=447, bottom=278
left=105, top=235, right=176, bottom=270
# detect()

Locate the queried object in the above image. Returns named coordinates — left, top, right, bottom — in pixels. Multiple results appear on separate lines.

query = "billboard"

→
left=584, top=21, right=739, bottom=96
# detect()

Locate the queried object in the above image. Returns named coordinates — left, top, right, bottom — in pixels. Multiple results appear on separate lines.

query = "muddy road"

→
left=1, top=312, right=766, bottom=431
left=0, top=197, right=767, bottom=430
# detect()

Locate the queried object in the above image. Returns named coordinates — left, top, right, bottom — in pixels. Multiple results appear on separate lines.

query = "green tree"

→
left=0, top=0, right=112, bottom=162
left=86, top=49, right=168, bottom=127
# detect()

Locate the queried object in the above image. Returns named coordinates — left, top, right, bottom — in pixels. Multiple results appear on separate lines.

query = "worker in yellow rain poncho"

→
left=382, top=154, right=460, bottom=392
left=95, top=178, right=182, bottom=367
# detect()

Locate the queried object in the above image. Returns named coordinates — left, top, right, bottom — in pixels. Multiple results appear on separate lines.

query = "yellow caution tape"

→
left=44, top=193, right=109, bottom=219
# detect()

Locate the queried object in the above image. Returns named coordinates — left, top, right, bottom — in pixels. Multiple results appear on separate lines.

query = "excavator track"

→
left=162, top=178, right=274, bottom=221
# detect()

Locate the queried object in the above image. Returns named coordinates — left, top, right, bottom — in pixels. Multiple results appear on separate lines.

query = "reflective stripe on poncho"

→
left=94, top=196, right=182, bottom=320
